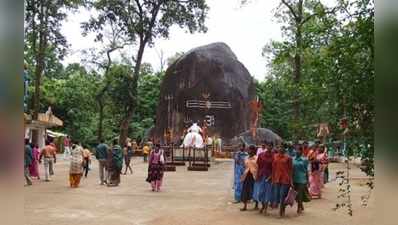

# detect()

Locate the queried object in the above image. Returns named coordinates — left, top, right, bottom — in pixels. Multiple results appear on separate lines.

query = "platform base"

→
left=187, top=166, right=208, bottom=171
left=171, top=161, right=186, bottom=166
left=164, top=165, right=176, bottom=172
left=192, top=163, right=211, bottom=168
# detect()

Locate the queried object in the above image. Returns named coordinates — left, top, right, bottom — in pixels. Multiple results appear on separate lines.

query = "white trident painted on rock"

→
left=185, top=92, right=232, bottom=109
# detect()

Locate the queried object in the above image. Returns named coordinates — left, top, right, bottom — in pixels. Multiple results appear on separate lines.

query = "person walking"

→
left=24, top=139, right=33, bottom=186
left=309, top=149, right=322, bottom=198
left=146, top=144, right=165, bottom=192
left=123, top=140, right=133, bottom=175
left=142, top=143, right=150, bottom=162
left=240, top=145, right=257, bottom=211
left=272, top=145, right=293, bottom=217
left=63, top=135, right=71, bottom=160
left=233, top=143, right=248, bottom=203
left=317, top=145, right=329, bottom=185
left=255, top=142, right=274, bottom=214
left=39, top=140, right=57, bottom=181
left=293, top=146, right=310, bottom=214
left=69, top=144, right=84, bottom=188
left=95, top=139, right=109, bottom=185
left=256, top=142, right=267, bottom=156
left=29, top=144, right=40, bottom=180
left=82, top=146, right=91, bottom=178
left=108, top=139, right=123, bottom=187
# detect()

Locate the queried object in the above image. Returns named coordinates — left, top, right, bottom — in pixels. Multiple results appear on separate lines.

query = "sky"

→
left=62, top=0, right=336, bottom=81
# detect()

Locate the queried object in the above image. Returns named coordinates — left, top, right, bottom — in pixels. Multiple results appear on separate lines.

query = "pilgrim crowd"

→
left=233, top=141, right=329, bottom=217
left=24, top=135, right=330, bottom=218
left=24, top=137, right=163, bottom=191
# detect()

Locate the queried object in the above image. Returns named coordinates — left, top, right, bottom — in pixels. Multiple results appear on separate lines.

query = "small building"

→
left=24, top=109, right=63, bottom=149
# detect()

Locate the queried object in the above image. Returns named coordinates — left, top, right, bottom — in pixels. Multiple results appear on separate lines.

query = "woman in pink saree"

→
left=309, top=145, right=328, bottom=198
left=29, top=144, right=40, bottom=179
left=309, top=159, right=321, bottom=198
left=317, top=145, right=329, bottom=189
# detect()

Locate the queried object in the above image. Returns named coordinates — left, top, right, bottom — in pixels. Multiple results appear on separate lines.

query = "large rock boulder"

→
left=230, top=128, right=283, bottom=147
left=153, top=42, right=256, bottom=143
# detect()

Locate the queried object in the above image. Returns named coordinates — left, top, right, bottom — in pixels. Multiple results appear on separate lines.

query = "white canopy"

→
left=47, top=129, right=67, bottom=138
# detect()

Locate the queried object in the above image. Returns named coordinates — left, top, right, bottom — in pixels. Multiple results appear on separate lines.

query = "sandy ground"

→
left=24, top=155, right=374, bottom=225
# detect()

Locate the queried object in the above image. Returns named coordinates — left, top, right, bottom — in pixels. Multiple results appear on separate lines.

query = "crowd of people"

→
left=25, top=134, right=330, bottom=217
left=24, top=137, right=165, bottom=192
left=233, top=141, right=329, bottom=217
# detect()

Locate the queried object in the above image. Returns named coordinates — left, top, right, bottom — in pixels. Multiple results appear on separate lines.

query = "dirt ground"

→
left=24, top=155, right=374, bottom=225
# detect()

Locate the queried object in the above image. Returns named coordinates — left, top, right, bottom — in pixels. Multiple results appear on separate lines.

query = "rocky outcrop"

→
left=153, top=42, right=256, bottom=143
left=231, top=128, right=283, bottom=147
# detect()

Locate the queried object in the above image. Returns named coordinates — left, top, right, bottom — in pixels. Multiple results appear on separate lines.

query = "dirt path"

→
left=24, top=156, right=374, bottom=225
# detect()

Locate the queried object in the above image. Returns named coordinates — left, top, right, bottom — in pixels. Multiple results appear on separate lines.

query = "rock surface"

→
left=153, top=42, right=256, bottom=143
left=230, top=128, right=283, bottom=147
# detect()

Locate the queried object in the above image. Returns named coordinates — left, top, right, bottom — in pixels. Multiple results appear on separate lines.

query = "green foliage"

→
left=24, top=0, right=83, bottom=73
left=40, top=68, right=101, bottom=145
left=259, top=0, right=374, bottom=176
left=82, top=0, right=209, bottom=144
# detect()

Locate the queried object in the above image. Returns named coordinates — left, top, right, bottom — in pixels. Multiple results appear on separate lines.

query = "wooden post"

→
left=193, top=147, right=196, bottom=166
left=188, top=147, right=191, bottom=167
left=171, top=143, right=174, bottom=163
left=205, top=145, right=209, bottom=167
left=183, top=146, right=185, bottom=161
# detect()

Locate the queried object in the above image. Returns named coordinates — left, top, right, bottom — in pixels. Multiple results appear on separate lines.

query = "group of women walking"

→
left=69, top=138, right=165, bottom=192
left=234, top=141, right=329, bottom=217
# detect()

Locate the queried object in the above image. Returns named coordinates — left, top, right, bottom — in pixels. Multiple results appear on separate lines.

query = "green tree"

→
left=82, top=0, right=209, bottom=145
left=260, top=0, right=374, bottom=177
left=24, top=0, right=82, bottom=144
left=40, top=66, right=101, bottom=145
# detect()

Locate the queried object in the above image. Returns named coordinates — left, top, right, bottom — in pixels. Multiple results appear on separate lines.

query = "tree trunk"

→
left=32, top=2, right=47, bottom=146
left=118, top=41, right=146, bottom=145
left=118, top=2, right=161, bottom=145
left=292, top=0, right=303, bottom=137
left=97, top=98, right=104, bottom=141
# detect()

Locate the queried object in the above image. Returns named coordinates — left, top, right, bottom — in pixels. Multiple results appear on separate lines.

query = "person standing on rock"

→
left=107, top=139, right=123, bottom=187
left=96, top=139, right=109, bottom=185
left=146, top=144, right=165, bottom=192
left=233, top=143, right=248, bottom=203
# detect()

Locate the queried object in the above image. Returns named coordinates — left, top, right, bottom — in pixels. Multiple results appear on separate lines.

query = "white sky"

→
left=62, top=0, right=336, bottom=81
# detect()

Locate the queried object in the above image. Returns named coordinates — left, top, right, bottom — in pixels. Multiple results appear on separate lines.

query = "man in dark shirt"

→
left=107, top=139, right=123, bottom=187
left=24, top=138, right=33, bottom=186
left=95, top=139, right=109, bottom=185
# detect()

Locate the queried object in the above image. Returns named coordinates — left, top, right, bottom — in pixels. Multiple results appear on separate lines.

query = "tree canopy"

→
left=24, top=0, right=374, bottom=177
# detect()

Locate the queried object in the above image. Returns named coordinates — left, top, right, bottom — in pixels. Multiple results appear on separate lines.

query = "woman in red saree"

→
left=317, top=145, right=329, bottom=188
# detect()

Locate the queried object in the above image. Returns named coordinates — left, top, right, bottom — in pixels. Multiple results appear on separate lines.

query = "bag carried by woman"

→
left=284, top=187, right=298, bottom=207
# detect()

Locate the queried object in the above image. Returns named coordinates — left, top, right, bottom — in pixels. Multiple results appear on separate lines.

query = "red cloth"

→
left=303, top=147, right=310, bottom=157
left=257, top=150, right=273, bottom=180
left=272, top=153, right=293, bottom=185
